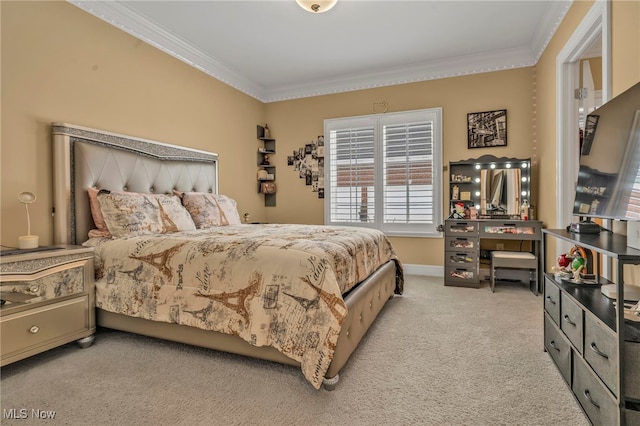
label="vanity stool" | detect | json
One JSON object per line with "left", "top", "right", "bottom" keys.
{"left": 490, "top": 251, "right": 537, "bottom": 293}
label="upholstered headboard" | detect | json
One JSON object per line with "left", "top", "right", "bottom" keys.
{"left": 52, "top": 123, "right": 218, "bottom": 245}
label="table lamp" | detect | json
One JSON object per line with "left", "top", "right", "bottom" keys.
{"left": 18, "top": 191, "right": 39, "bottom": 249}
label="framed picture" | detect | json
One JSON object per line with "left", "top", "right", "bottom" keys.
{"left": 467, "top": 109, "right": 507, "bottom": 148}
{"left": 581, "top": 114, "right": 599, "bottom": 156}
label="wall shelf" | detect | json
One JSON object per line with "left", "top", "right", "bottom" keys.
{"left": 256, "top": 125, "right": 276, "bottom": 207}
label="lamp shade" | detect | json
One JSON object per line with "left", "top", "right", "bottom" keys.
{"left": 296, "top": 0, "right": 337, "bottom": 13}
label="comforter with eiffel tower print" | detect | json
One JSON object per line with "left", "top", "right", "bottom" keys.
{"left": 85, "top": 223, "right": 403, "bottom": 389}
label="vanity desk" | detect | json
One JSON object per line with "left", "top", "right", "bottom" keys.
{"left": 445, "top": 156, "right": 541, "bottom": 292}
{"left": 444, "top": 219, "right": 543, "bottom": 292}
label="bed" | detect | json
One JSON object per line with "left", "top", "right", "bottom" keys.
{"left": 51, "top": 123, "right": 403, "bottom": 390}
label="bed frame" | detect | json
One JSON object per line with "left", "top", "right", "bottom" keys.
{"left": 51, "top": 122, "right": 399, "bottom": 389}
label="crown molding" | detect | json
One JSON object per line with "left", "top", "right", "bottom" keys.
{"left": 69, "top": 0, "right": 569, "bottom": 104}
{"left": 530, "top": 0, "right": 573, "bottom": 62}
{"left": 264, "top": 46, "right": 537, "bottom": 102}
{"left": 69, "top": 0, "right": 268, "bottom": 101}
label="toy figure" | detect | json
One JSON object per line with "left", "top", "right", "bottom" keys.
{"left": 571, "top": 253, "right": 586, "bottom": 281}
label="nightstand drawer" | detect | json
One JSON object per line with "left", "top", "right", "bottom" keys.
{"left": 1, "top": 296, "right": 89, "bottom": 359}
{"left": 560, "top": 292, "right": 584, "bottom": 354}
{"left": 0, "top": 261, "right": 88, "bottom": 307}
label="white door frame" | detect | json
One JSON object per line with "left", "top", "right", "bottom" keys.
{"left": 555, "top": 0, "right": 611, "bottom": 275}
{"left": 556, "top": 0, "right": 611, "bottom": 229}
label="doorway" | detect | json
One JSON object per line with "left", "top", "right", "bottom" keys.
{"left": 556, "top": 0, "right": 611, "bottom": 273}
{"left": 556, "top": 0, "right": 610, "bottom": 229}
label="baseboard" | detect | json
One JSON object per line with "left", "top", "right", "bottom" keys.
{"left": 403, "top": 264, "right": 494, "bottom": 281}
{"left": 403, "top": 264, "right": 443, "bottom": 277}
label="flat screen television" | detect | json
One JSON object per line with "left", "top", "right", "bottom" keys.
{"left": 572, "top": 81, "right": 640, "bottom": 222}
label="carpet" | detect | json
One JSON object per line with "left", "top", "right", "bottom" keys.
{"left": 0, "top": 275, "right": 589, "bottom": 425}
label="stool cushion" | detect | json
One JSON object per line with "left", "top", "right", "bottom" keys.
{"left": 492, "top": 251, "right": 536, "bottom": 260}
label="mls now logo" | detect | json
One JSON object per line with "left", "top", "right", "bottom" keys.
{"left": 3, "top": 408, "right": 56, "bottom": 419}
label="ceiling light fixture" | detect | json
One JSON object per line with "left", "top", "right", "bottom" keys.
{"left": 296, "top": 0, "right": 337, "bottom": 13}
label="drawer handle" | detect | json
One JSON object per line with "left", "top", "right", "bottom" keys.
{"left": 29, "top": 325, "right": 40, "bottom": 334}
{"left": 589, "top": 342, "right": 609, "bottom": 359}
{"left": 583, "top": 389, "right": 600, "bottom": 409}
{"left": 563, "top": 314, "right": 576, "bottom": 326}
{"left": 549, "top": 340, "right": 560, "bottom": 351}
{"left": 546, "top": 296, "right": 556, "bottom": 305}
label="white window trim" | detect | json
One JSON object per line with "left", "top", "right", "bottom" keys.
{"left": 324, "top": 108, "right": 443, "bottom": 237}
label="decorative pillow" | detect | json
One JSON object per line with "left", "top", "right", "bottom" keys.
{"left": 214, "top": 194, "right": 242, "bottom": 225}
{"left": 179, "top": 192, "right": 242, "bottom": 228}
{"left": 87, "top": 187, "right": 112, "bottom": 239}
{"left": 97, "top": 191, "right": 196, "bottom": 238}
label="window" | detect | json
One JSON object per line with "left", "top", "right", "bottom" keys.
{"left": 324, "top": 108, "right": 442, "bottom": 237}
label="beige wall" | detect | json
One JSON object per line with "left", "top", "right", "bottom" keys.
{"left": 535, "top": 0, "right": 640, "bottom": 233}
{"left": 611, "top": 0, "right": 640, "bottom": 95}
{"left": 1, "top": 1, "right": 267, "bottom": 248}
{"left": 265, "top": 69, "right": 535, "bottom": 265}
{"left": 2, "top": 0, "right": 638, "bottom": 268}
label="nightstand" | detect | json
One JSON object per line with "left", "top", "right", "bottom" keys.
{"left": 0, "top": 245, "right": 96, "bottom": 366}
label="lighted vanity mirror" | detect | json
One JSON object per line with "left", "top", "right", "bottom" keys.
{"left": 478, "top": 157, "right": 530, "bottom": 216}
{"left": 449, "top": 155, "right": 531, "bottom": 219}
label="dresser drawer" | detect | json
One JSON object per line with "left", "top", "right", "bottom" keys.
{"left": 445, "top": 236, "right": 478, "bottom": 250}
{"left": 624, "top": 341, "right": 640, "bottom": 401}
{"left": 445, "top": 267, "right": 479, "bottom": 287}
{"left": 445, "top": 250, "right": 478, "bottom": 268}
{"left": 479, "top": 221, "right": 542, "bottom": 240}
{"left": 626, "top": 407, "right": 640, "bottom": 426}
{"left": 544, "top": 277, "right": 560, "bottom": 325}
{"left": 544, "top": 314, "right": 572, "bottom": 384}
{"left": 1, "top": 296, "right": 89, "bottom": 360}
{"left": 445, "top": 221, "right": 478, "bottom": 235}
{"left": 560, "top": 292, "right": 584, "bottom": 354}
{"left": 573, "top": 355, "right": 619, "bottom": 426}
{"left": 584, "top": 314, "right": 618, "bottom": 397}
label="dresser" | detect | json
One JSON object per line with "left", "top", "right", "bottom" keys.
{"left": 444, "top": 219, "right": 543, "bottom": 291}
{"left": 0, "top": 246, "right": 95, "bottom": 366}
{"left": 542, "top": 230, "right": 640, "bottom": 425}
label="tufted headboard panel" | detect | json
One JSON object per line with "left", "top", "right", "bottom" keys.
{"left": 52, "top": 123, "right": 218, "bottom": 245}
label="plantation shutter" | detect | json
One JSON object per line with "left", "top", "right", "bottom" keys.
{"left": 328, "top": 121, "right": 376, "bottom": 224}
{"left": 325, "top": 109, "right": 442, "bottom": 237}
{"left": 382, "top": 119, "right": 434, "bottom": 225}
